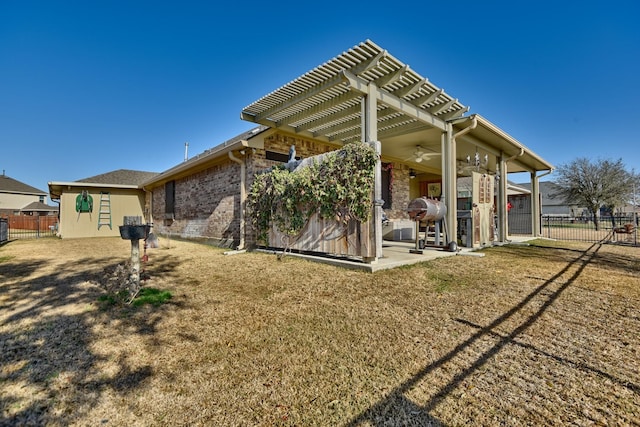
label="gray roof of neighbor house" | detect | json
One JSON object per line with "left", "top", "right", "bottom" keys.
{"left": 76, "top": 169, "right": 159, "bottom": 186}
{"left": 48, "top": 169, "right": 159, "bottom": 200}
{"left": 0, "top": 174, "right": 47, "bottom": 195}
{"left": 21, "top": 201, "right": 59, "bottom": 212}
{"left": 518, "top": 181, "right": 568, "bottom": 206}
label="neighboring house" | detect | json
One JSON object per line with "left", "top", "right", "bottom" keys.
{"left": 143, "top": 40, "right": 554, "bottom": 262}
{"left": 516, "top": 181, "right": 584, "bottom": 216}
{"left": 0, "top": 172, "right": 56, "bottom": 216}
{"left": 21, "top": 201, "right": 59, "bottom": 216}
{"left": 48, "top": 169, "right": 158, "bottom": 238}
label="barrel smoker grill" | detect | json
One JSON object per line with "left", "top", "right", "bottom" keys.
{"left": 407, "top": 197, "right": 457, "bottom": 253}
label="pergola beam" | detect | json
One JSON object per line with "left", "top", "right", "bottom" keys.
{"left": 309, "top": 107, "right": 399, "bottom": 136}
{"left": 438, "top": 105, "right": 470, "bottom": 121}
{"left": 340, "top": 70, "right": 447, "bottom": 131}
{"left": 249, "top": 74, "right": 348, "bottom": 123}
{"left": 279, "top": 91, "right": 362, "bottom": 128}
{"left": 390, "top": 77, "right": 426, "bottom": 98}
{"left": 410, "top": 88, "right": 443, "bottom": 108}
{"left": 373, "top": 65, "right": 408, "bottom": 89}
{"left": 245, "top": 49, "right": 388, "bottom": 123}
{"left": 427, "top": 98, "right": 458, "bottom": 115}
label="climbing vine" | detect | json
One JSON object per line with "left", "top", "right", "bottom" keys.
{"left": 247, "top": 141, "right": 379, "bottom": 243}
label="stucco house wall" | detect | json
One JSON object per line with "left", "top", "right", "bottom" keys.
{"left": 0, "top": 193, "right": 43, "bottom": 215}
{"left": 49, "top": 169, "right": 157, "bottom": 239}
{"left": 58, "top": 187, "right": 146, "bottom": 238}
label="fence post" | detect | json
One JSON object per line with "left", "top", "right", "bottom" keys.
{"left": 545, "top": 215, "right": 550, "bottom": 238}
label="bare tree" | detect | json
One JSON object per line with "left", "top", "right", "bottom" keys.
{"left": 631, "top": 169, "right": 640, "bottom": 210}
{"left": 553, "top": 157, "right": 634, "bottom": 230}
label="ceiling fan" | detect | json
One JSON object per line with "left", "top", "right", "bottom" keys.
{"left": 404, "top": 145, "right": 441, "bottom": 163}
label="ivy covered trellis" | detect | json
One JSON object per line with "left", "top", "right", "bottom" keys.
{"left": 247, "top": 141, "right": 379, "bottom": 244}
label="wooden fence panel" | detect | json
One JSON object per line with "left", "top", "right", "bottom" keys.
{"left": 5, "top": 215, "right": 58, "bottom": 239}
{"left": 268, "top": 213, "right": 375, "bottom": 260}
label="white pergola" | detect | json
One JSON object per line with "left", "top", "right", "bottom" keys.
{"left": 241, "top": 39, "right": 553, "bottom": 261}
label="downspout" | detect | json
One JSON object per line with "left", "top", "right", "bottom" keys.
{"left": 504, "top": 147, "right": 525, "bottom": 163}
{"left": 144, "top": 188, "right": 153, "bottom": 236}
{"left": 228, "top": 151, "right": 246, "bottom": 251}
{"left": 446, "top": 115, "right": 478, "bottom": 245}
{"left": 52, "top": 199, "right": 61, "bottom": 237}
{"left": 498, "top": 147, "right": 525, "bottom": 242}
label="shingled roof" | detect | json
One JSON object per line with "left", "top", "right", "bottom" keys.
{"left": 76, "top": 169, "right": 158, "bottom": 186}
{"left": 0, "top": 174, "right": 47, "bottom": 195}
{"left": 21, "top": 201, "right": 59, "bottom": 212}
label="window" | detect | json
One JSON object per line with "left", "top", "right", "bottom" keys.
{"left": 266, "top": 150, "right": 290, "bottom": 163}
{"left": 39, "top": 195, "right": 45, "bottom": 203}
{"left": 165, "top": 180, "right": 175, "bottom": 218}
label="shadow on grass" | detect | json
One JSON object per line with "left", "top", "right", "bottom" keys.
{"left": 0, "top": 248, "right": 182, "bottom": 425}
{"left": 498, "top": 241, "right": 639, "bottom": 276}
{"left": 347, "top": 241, "right": 614, "bottom": 426}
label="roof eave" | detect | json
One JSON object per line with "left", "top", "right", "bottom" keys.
{"left": 457, "top": 114, "right": 554, "bottom": 173}
{"left": 141, "top": 139, "right": 254, "bottom": 188}
{"left": 48, "top": 181, "right": 141, "bottom": 200}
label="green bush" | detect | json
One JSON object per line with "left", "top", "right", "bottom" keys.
{"left": 248, "top": 141, "right": 378, "bottom": 243}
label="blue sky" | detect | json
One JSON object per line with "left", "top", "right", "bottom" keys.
{"left": 2, "top": 1, "right": 639, "bottom": 201}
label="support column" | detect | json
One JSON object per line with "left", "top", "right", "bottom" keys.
{"left": 531, "top": 171, "right": 540, "bottom": 236}
{"left": 446, "top": 116, "right": 476, "bottom": 247}
{"left": 363, "top": 83, "right": 381, "bottom": 262}
{"left": 498, "top": 153, "right": 509, "bottom": 242}
{"left": 442, "top": 125, "right": 457, "bottom": 245}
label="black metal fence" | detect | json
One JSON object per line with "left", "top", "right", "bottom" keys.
{"left": 539, "top": 214, "right": 638, "bottom": 246}
{"left": 2, "top": 215, "right": 58, "bottom": 240}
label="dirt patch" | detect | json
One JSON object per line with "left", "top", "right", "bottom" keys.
{"left": 1, "top": 237, "right": 639, "bottom": 425}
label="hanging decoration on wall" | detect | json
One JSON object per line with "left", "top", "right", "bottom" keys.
{"left": 75, "top": 190, "right": 93, "bottom": 214}
{"left": 457, "top": 150, "right": 489, "bottom": 175}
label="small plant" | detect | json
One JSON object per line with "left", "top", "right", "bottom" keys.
{"left": 94, "top": 262, "right": 170, "bottom": 307}
{"left": 95, "top": 261, "right": 140, "bottom": 304}
{"left": 131, "top": 288, "right": 172, "bottom": 307}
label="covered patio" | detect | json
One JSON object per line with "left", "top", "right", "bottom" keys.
{"left": 241, "top": 39, "right": 553, "bottom": 263}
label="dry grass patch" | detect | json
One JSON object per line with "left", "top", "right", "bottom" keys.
{"left": 0, "top": 237, "right": 638, "bottom": 426}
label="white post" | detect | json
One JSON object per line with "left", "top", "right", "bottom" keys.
{"left": 363, "top": 83, "right": 380, "bottom": 262}
{"left": 130, "top": 238, "right": 141, "bottom": 296}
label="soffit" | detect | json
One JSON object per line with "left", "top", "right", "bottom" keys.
{"left": 453, "top": 115, "right": 554, "bottom": 173}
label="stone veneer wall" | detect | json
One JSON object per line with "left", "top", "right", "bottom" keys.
{"left": 386, "top": 164, "right": 411, "bottom": 221}
{"left": 152, "top": 159, "right": 240, "bottom": 248}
